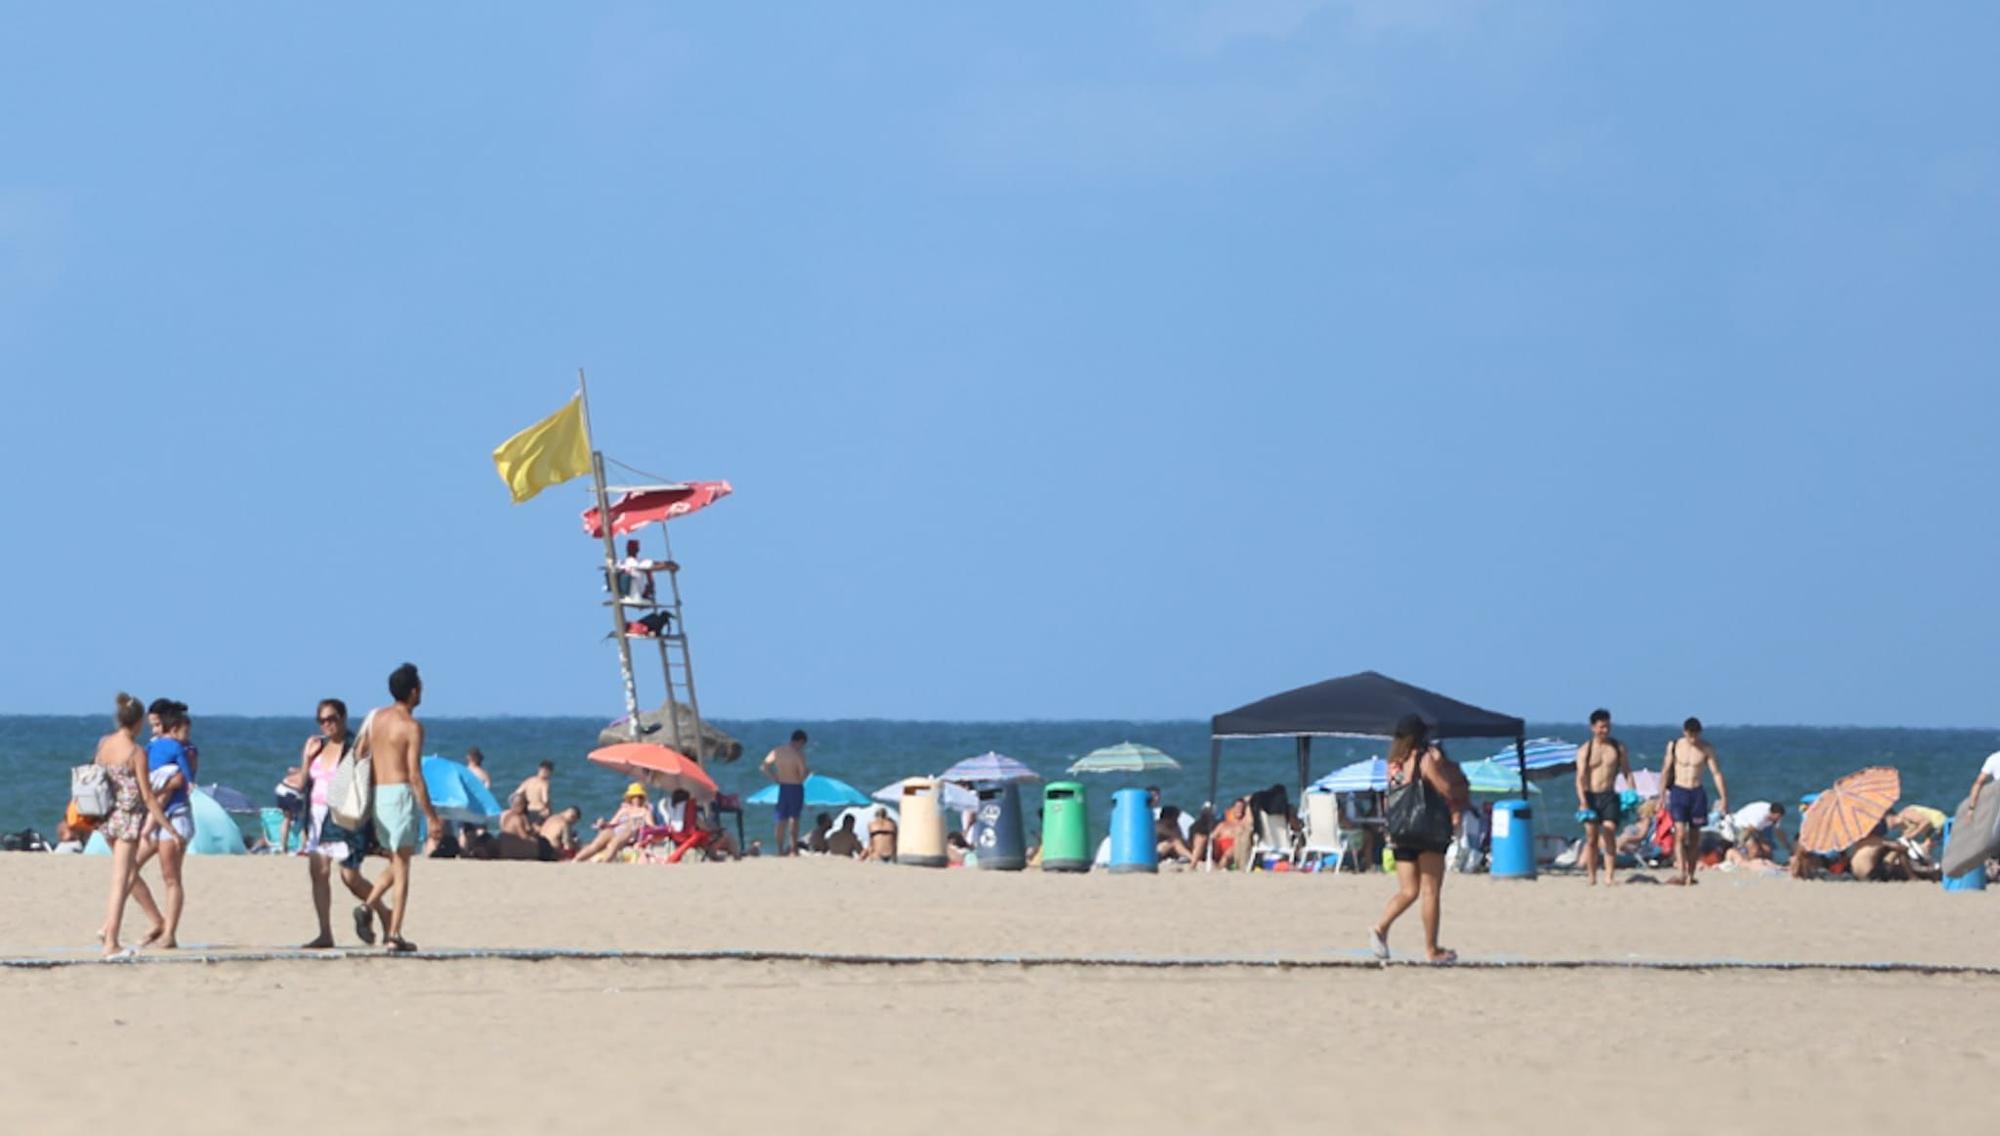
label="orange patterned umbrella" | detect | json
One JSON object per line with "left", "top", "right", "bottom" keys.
{"left": 1799, "top": 766, "right": 1901, "bottom": 854}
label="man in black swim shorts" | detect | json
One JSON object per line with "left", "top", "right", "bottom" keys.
{"left": 1574, "top": 708, "right": 1633, "bottom": 886}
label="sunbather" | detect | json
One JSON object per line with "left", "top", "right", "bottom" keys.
{"left": 571, "top": 785, "right": 653, "bottom": 864}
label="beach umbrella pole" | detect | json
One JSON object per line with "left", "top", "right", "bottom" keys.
{"left": 1516, "top": 736, "right": 1528, "bottom": 799}
{"left": 1296, "top": 736, "right": 1311, "bottom": 798}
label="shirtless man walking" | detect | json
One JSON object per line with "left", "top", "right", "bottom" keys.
{"left": 761, "top": 730, "right": 810, "bottom": 856}
{"left": 362, "top": 663, "right": 443, "bottom": 952}
{"left": 1574, "top": 708, "right": 1633, "bottom": 886}
{"left": 1657, "top": 716, "right": 1728, "bottom": 887}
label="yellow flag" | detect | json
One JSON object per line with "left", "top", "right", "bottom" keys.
{"left": 492, "top": 394, "right": 591, "bottom": 504}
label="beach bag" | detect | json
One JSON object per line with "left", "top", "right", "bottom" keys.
{"left": 326, "top": 712, "right": 376, "bottom": 830}
{"left": 1385, "top": 754, "right": 1453, "bottom": 851}
{"left": 71, "top": 764, "right": 113, "bottom": 819}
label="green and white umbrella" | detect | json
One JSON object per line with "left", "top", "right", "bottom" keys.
{"left": 1066, "top": 741, "right": 1181, "bottom": 776}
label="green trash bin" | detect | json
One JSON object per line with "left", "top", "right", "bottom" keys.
{"left": 1041, "top": 781, "right": 1090, "bottom": 872}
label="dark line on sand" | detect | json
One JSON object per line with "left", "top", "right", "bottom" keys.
{"left": 4, "top": 946, "right": 1998, "bottom": 977}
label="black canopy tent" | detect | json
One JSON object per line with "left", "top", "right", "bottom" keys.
{"left": 1208, "top": 670, "right": 1529, "bottom": 804}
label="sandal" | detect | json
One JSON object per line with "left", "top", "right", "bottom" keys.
{"left": 385, "top": 936, "right": 417, "bottom": 954}
{"left": 1428, "top": 949, "right": 1458, "bottom": 966}
{"left": 352, "top": 905, "right": 376, "bottom": 945}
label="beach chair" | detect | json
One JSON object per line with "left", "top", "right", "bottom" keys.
{"left": 1253, "top": 808, "right": 1301, "bottom": 867}
{"left": 1300, "top": 792, "right": 1353, "bottom": 873}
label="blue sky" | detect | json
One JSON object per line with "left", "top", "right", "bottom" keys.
{"left": 2, "top": 3, "right": 1995, "bottom": 725}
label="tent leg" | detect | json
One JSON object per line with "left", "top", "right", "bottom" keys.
{"left": 1516, "top": 736, "right": 1528, "bottom": 799}
{"left": 1208, "top": 738, "right": 1221, "bottom": 807}
{"left": 1296, "top": 736, "right": 1311, "bottom": 798}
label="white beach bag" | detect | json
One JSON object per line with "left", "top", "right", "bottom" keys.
{"left": 326, "top": 711, "right": 376, "bottom": 830}
{"left": 71, "top": 764, "right": 113, "bottom": 819}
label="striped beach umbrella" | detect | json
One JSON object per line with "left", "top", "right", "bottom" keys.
{"left": 1799, "top": 766, "right": 1901, "bottom": 854}
{"left": 1486, "top": 737, "right": 1578, "bottom": 779}
{"left": 938, "top": 751, "right": 1041, "bottom": 784}
{"left": 1460, "top": 759, "right": 1542, "bottom": 796}
{"left": 1310, "top": 757, "right": 1387, "bottom": 793}
{"left": 1067, "top": 742, "right": 1181, "bottom": 775}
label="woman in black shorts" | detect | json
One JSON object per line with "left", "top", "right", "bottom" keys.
{"left": 1369, "top": 715, "right": 1463, "bottom": 964}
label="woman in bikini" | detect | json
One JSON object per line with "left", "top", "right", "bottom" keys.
{"left": 1370, "top": 715, "right": 1464, "bottom": 964}
{"left": 98, "top": 692, "right": 172, "bottom": 958}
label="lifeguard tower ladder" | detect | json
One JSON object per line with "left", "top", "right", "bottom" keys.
{"left": 584, "top": 470, "right": 731, "bottom": 752}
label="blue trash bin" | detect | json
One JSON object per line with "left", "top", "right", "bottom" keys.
{"left": 1489, "top": 799, "right": 1536, "bottom": 879}
{"left": 1108, "top": 788, "right": 1158, "bottom": 874}
{"left": 974, "top": 782, "right": 1026, "bottom": 871}
{"left": 1941, "top": 818, "right": 1987, "bottom": 892}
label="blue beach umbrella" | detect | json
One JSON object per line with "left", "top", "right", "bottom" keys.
{"left": 1460, "top": 759, "right": 1543, "bottom": 797}
{"left": 84, "top": 786, "right": 245, "bottom": 855}
{"left": 745, "top": 773, "right": 872, "bottom": 808}
{"left": 1486, "top": 737, "right": 1578, "bottom": 779}
{"left": 1311, "top": 757, "right": 1387, "bottom": 794}
{"left": 938, "top": 752, "right": 1041, "bottom": 784}
{"left": 421, "top": 756, "right": 504, "bottom": 824}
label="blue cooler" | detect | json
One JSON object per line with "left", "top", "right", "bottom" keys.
{"left": 974, "top": 782, "right": 1027, "bottom": 871}
{"left": 1941, "top": 818, "right": 1987, "bottom": 892}
{"left": 1489, "top": 799, "right": 1536, "bottom": 879}
{"left": 1108, "top": 788, "right": 1158, "bottom": 874}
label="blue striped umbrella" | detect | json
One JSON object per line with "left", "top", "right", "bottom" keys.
{"left": 1486, "top": 737, "right": 1577, "bottom": 779}
{"left": 938, "top": 752, "right": 1041, "bottom": 784}
{"left": 1310, "top": 757, "right": 1387, "bottom": 793}
{"left": 1460, "top": 758, "right": 1543, "bottom": 796}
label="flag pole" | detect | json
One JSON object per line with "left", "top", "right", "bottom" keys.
{"left": 580, "top": 368, "right": 643, "bottom": 742}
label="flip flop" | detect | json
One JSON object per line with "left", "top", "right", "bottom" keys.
{"left": 385, "top": 937, "right": 417, "bottom": 954}
{"left": 352, "top": 905, "right": 376, "bottom": 945}
{"left": 1368, "top": 927, "right": 1390, "bottom": 960}
{"left": 101, "top": 947, "right": 136, "bottom": 962}
{"left": 1428, "top": 949, "right": 1458, "bottom": 966}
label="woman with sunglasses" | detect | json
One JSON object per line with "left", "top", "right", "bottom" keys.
{"left": 298, "top": 699, "right": 392, "bottom": 947}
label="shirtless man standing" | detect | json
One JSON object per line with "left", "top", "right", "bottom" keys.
{"left": 362, "top": 663, "right": 443, "bottom": 952}
{"left": 1574, "top": 709, "right": 1633, "bottom": 886}
{"left": 761, "top": 730, "right": 810, "bottom": 856}
{"left": 1657, "top": 717, "right": 1728, "bottom": 887}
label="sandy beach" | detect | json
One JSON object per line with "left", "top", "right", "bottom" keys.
{"left": 3, "top": 855, "right": 1993, "bottom": 1134}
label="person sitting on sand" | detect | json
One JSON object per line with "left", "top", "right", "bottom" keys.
{"left": 539, "top": 806, "right": 581, "bottom": 854}
{"left": 827, "top": 814, "right": 864, "bottom": 859}
{"left": 803, "top": 813, "right": 834, "bottom": 855}
{"left": 499, "top": 795, "right": 536, "bottom": 840}
{"left": 1155, "top": 806, "right": 1193, "bottom": 863}
{"left": 1889, "top": 805, "right": 1947, "bottom": 866}
{"left": 864, "top": 808, "right": 897, "bottom": 861}
{"left": 571, "top": 785, "right": 653, "bottom": 864}
{"left": 1208, "top": 798, "right": 1256, "bottom": 871}
{"left": 945, "top": 831, "right": 971, "bottom": 867}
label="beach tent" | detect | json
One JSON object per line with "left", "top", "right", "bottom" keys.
{"left": 1209, "top": 670, "right": 1528, "bottom": 802}
{"left": 83, "top": 786, "right": 245, "bottom": 856}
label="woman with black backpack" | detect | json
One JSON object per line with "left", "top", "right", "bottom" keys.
{"left": 1369, "top": 714, "right": 1466, "bottom": 964}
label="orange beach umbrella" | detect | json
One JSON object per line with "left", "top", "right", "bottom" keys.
{"left": 588, "top": 742, "right": 719, "bottom": 803}
{"left": 1798, "top": 766, "right": 1901, "bottom": 855}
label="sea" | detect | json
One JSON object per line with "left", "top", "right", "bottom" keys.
{"left": 2, "top": 716, "right": 1995, "bottom": 844}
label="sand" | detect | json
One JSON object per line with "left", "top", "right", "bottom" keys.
{"left": 2, "top": 855, "right": 1993, "bottom": 1134}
